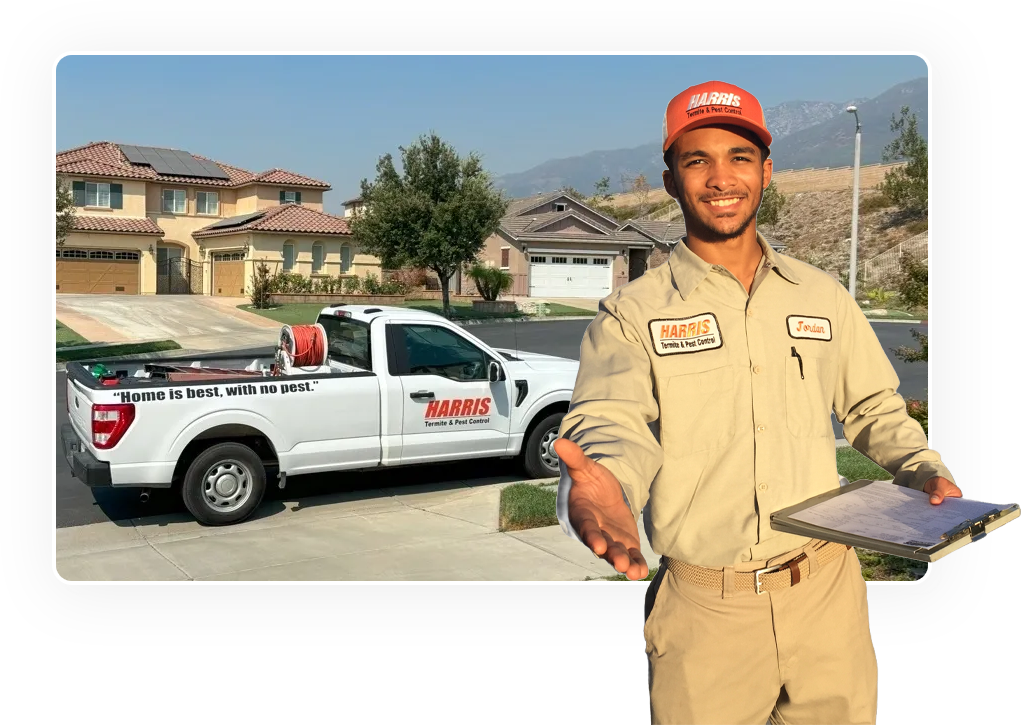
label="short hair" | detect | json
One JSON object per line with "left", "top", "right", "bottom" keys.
{"left": 663, "top": 134, "right": 770, "bottom": 174}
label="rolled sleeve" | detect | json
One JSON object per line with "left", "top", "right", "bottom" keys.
{"left": 833, "top": 288, "right": 954, "bottom": 491}
{"left": 557, "top": 300, "right": 664, "bottom": 525}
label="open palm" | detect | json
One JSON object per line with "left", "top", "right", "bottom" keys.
{"left": 554, "top": 438, "right": 649, "bottom": 581}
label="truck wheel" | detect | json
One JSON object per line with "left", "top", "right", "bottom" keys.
{"left": 181, "top": 442, "right": 267, "bottom": 526}
{"left": 523, "top": 412, "right": 564, "bottom": 479}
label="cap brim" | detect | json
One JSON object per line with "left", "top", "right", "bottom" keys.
{"left": 663, "top": 116, "right": 773, "bottom": 154}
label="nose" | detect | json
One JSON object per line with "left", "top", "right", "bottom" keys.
{"left": 704, "top": 160, "right": 738, "bottom": 192}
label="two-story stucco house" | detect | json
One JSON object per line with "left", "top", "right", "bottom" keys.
{"left": 55, "top": 142, "right": 380, "bottom": 296}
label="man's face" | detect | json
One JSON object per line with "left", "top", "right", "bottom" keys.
{"left": 662, "top": 125, "right": 772, "bottom": 242}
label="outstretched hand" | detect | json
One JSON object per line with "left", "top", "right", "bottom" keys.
{"left": 554, "top": 438, "right": 649, "bottom": 581}
{"left": 923, "top": 476, "right": 963, "bottom": 505}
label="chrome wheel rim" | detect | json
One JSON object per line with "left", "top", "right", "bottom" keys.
{"left": 539, "top": 427, "right": 560, "bottom": 472}
{"left": 201, "top": 459, "right": 253, "bottom": 513}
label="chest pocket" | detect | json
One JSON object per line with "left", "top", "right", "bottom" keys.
{"left": 785, "top": 348, "right": 834, "bottom": 438}
{"left": 660, "top": 365, "right": 737, "bottom": 456}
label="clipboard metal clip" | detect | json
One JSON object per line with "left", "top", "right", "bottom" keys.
{"left": 940, "top": 509, "right": 1000, "bottom": 543}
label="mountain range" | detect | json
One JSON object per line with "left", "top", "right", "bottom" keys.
{"left": 493, "top": 77, "right": 927, "bottom": 198}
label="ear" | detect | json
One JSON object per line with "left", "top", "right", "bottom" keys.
{"left": 663, "top": 169, "right": 678, "bottom": 199}
{"left": 762, "top": 157, "right": 773, "bottom": 191}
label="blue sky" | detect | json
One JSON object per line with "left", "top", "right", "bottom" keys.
{"left": 56, "top": 55, "right": 927, "bottom": 214}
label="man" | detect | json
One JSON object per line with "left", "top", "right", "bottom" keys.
{"left": 553, "top": 80, "right": 960, "bottom": 725}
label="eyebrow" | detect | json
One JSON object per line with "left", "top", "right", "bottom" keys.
{"left": 676, "top": 146, "right": 759, "bottom": 162}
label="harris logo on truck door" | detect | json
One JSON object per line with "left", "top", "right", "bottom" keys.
{"left": 423, "top": 397, "right": 492, "bottom": 427}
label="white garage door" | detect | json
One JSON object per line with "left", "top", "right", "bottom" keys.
{"left": 529, "top": 254, "right": 612, "bottom": 298}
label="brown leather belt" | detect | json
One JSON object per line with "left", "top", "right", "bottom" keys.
{"left": 664, "top": 540, "right": 852, "bottom": 595}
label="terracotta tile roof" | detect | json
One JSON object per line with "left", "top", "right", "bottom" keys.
{"left": 193, "top": 204, "right": 351, "bottom": 238}
{"left": 624, "top": 219, "right": 688, "bottom": 242}
{"left": 55, "top": 142, "right": 330, "bottom": 189}
{"left": 72, "top": 215, "right": 164, "bottom": 236}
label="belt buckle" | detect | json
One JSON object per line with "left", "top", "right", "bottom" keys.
{"left": 753, "top": 562, "right": 786, "bottom": 595}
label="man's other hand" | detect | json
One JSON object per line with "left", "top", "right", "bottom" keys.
{"left": 554, "top": 438, "right": 649, "bottom": 581}
{"left": 923, "top": 476, "right": 963, "bottom": 505}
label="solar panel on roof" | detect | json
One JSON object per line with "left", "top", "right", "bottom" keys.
{"left": 116, "top": 144, "right": 229, "bottom": 180}
{"left": 119, "top": 145, "right": 148, "bottom": 164}
{"left": 206, "top": 211, "right": 266, "bottom": 229}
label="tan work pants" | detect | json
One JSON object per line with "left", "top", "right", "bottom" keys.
{"left": 644, "top": 544, "right": 878, "bottom": 725}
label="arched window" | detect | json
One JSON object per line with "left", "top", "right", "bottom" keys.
{"left": 282, "top": 242, "right": 295, "bottom": 272}
{"left": 340, "top": 244, "right": 352, "bottom": 273}
{"left": 312, "top": 242, "right": 324, "bottom": 273}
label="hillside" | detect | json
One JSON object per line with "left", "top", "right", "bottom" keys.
{"left": 493, "top": 77, "right": 926, "bottom": 198}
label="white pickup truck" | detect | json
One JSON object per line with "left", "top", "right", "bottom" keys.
{"left": 62, "top": 305, "right": 579, "bottom": 525}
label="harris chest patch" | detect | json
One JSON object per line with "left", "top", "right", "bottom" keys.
{"left": 649, "top": 313, "right": 723, "bottom": 355}
{"left": 787, "top": 315, "right": 832, "bottom": 341}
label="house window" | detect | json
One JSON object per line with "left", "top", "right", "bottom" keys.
{"left": 115, "top": 251, "right": 140, "bottom": 260}
{"left": 551, "top": 256, "right": 567, "bottom": 264}
{"left": 282, "top": 243, "right": 295, "bottom": 272}
{"left": 572, "top": 257, "right": 589, "bottom": 264}
{"left": 340, "top": 244, "right": 352, "bottom": 273}
{"left": 89, "top": 250, "right": 115, "bottom": 260}
{"left": 530, "top": 256, "right": 547, "bottom": 264}
{"left": 554, "top": 203, "right": 567, "bottom": 212}
{"left": 593, "top": 257, "right": 609, "bottom": 265}
{"left": 279, "top": 190, "right": 302, "bottom": 205}
{"left": 196, "top": 191, "right": 219, "bottom": 215}
{"left": 61, "top": 249, "right": 88, "bottom": 258}
{"left": 312, "top": 243, "right": 324, "bottom": 273}
{"left": 500, "top": 247, "right": 510, "bottom": 269}
{"left": 86, "top": 182, "right": 111, "bottom": 208}
{"left": 162, "top": 189, "right": 187, "bottom": 214}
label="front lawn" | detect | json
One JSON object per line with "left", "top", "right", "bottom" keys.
{"left": 241, "top": 300, "right": 596, "bottom": 325}
{"left": 56, "top": 320, "right": 89, "bottom": 348}
{"left": 504, "top": 446, "right": 927, "bottom": 582}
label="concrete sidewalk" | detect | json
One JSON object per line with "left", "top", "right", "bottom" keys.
{"left": 56, "top": 477, "right": 650, "bottom": 582}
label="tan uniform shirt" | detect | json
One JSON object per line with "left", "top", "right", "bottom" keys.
{"left": 556, "top": 233, "right": 954, "bottom": 567}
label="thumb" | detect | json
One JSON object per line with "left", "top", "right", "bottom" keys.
{"left": 552, "top": 438, "right": 589, "bottom": 471}
{"left": 929, "top": 491, "right": 943, "bottom": 504}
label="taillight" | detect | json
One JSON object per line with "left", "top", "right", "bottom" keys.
{"left": 92, "top": 403, "right": 135, "bottom": 449}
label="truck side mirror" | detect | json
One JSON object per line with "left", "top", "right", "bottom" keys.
{"left": 489, "top": 361, "right": 505, "bottom": 383}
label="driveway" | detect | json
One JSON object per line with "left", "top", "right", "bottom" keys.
{"left": 56, "top": 294, "right": 280, "bottom": 351}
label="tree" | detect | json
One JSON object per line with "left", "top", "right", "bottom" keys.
{"left": 557, "top": 185, "right": 586, "bottom": 202}
{"left": 620, "top": 172, "right": 652, "bottom": 217}
{"left": 593, "top": 176, "right": 611, "bottom": 202}
{"left": 56, "top": 176, "right": 76, "bottom": 246}
{"left": 467, "top": 264, "right": 513, "bottom": 301}
{"left": 757, "top": 181, "right": 789, "bottom": 232}
{"left": 880, "top": 106, "right": 927, "bottom": 216}
{"left": 249, "top": 261, "right": 273, "bottom": 309}
{"left": 350, "top": 133, "right": 508, "bottom": 317}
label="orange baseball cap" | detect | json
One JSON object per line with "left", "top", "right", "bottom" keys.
{"left": 662, "top": 80, "right": 772, "bottom": 154}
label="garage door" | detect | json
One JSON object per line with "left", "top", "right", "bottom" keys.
{"left": 529, "top": 254, "right": 612, "bottom": 298}
{"left": 56, "top": 248, "right": 140, "bottom": 294}
{"left": 212, "top": 252, "right": 246, "bottom": 296}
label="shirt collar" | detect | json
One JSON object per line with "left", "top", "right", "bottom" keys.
{"left": 668, "top": 231, "right": 800, "bottom": 300}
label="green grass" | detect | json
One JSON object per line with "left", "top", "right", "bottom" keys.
{"left": 498, "top": 482, "right": 559, "bottom": 531}
{"left": 56, "top": 320, "right": 90, "bottom": 348}
{"left": 503, "top": 448, "right": 926, "bottom": 582}
{"left": 56, "top": 340, "right": 182, "bottom": 363}
{"left": 242, "top": 300, "right": 596, "bottom": 323}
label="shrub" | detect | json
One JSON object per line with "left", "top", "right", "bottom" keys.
{"left": 342, "top": 276, "right": 361, "bottom": 294}
{"left": 858, "top": 192, "right": 894, "bottom": 214}
{"left": 249, "top": 262, "right": 273, "bottom": 309}
{"left": 467, "top": 264, "right": 513, "bottom": 301}
{"left": 904, "top": 219, "right": 929, "bottom": 235}
{"left": 892, "top": 328, "right": 927, "bottom": 364}
{"left": 865, "top": 286, "right": 895, "bottom": 306}
{"left": 390, "top": 267, "right": 430, "bottom": 290}
{"left": 904, "top": 398, "right": 928, "bottom": 435}
{"left": 362, "top": 273, "right": 381, "bottom": 295}
{"left": 897, "top": 257, "right": 927, "bottom": 309}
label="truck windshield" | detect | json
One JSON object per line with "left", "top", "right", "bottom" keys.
{"left": 317, "top": 315, "right": 372, "bottom": 371}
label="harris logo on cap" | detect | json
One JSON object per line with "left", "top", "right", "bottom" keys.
{"left": 663, "top": 81, "right": 772, "bottom": 153}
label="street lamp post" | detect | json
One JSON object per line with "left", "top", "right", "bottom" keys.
{"left": 847, "top": 105, "right": 862, "bottom": 300}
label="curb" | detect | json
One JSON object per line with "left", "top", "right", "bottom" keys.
{"left": 864, "top": 318, "right": 925, "bottom": 325}
{"left": 453, "top": 315, "right": 595, "bottom": 326}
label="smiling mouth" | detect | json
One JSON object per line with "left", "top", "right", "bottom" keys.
{"left": 706, "top": 198, "right": 742, "bottom": 208}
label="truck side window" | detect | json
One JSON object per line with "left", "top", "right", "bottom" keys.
{"left": 318, "top": 315, "right": 372, "bottom": 370}
{"left": 396, "top": 324, "right": 489, "bottom": 382}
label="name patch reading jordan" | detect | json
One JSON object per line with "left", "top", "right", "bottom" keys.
{"left": 649, "top": 313, "right": 723, "bottom": 355}
{"left": 787, "top": 315, "right": 832, "bottom": 341}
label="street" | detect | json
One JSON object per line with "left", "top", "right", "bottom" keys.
{"left": 55, "top": 319, "right": 928, "bottom": 529}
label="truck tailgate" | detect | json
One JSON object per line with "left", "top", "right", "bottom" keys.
{"left": 66, "top": 374, "right": 93, "bottom": 447}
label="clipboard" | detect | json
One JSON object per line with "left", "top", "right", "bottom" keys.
{"left": 770, "top": 479, "right": 1020, "bottom": 562}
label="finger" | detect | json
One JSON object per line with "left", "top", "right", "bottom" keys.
{"left": 602, "top": 539, "right": 634, "bottom": 574}
{"left": 575, "top": 517, "right": 608, "bottom": 556}
{"left": 626, "top": 547, "right": 649, "bottom": 581}
{"left": 552, "top": 438, "right": 593, "bottom": 475}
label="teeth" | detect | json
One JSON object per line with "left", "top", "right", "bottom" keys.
{"left": 709, "top": 198, "right": 741, "bottom": 207}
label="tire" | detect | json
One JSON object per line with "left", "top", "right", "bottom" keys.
{"left": 522, "top": 412, "right": 564, "bottom": 479}
{"left": 181, "top": 442, "right": 267, "bottom": 526}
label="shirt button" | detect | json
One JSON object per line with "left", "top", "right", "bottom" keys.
{"left": 756, "top": 425, "right": 766, "bottom": 432}
{"left": 753, "top": 365, "right": 763, "bottom": 374}
{"left": 758, "top": 483, "right": 768, "bottom": 491}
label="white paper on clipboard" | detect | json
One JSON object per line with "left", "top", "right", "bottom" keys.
{"left": 787, "top": 481, "right": 1003, "bottom": 549}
